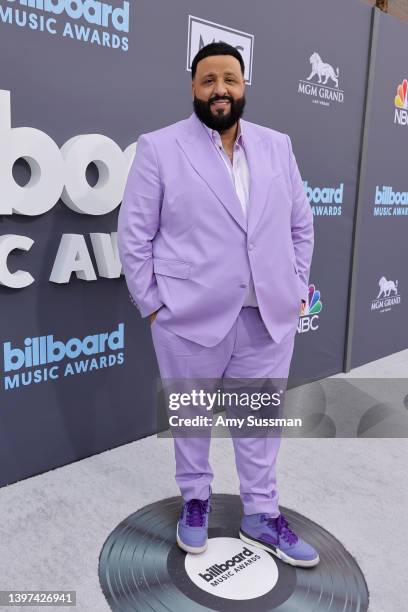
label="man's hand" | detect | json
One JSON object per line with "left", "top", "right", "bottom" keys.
{"left": 150, "top": 308, "right": 160, "bottom": 324}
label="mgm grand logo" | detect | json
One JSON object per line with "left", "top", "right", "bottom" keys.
{"left": 298, "top": 51, "right": 344, "bottom": 107}
{"left": 371, "top": 276, "right": 401, "bottom": 313}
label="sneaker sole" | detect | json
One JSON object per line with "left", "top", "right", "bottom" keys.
{"left": 176, "top": 523, "right": 208, "bottom": 554}
{"left": 239, "top": 529, "right": 320, "bottom": 568}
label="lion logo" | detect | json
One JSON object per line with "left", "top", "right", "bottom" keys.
{"left": 307, "top": 52, "right": 339, "bottom": 88}
{"left": 376, "top": 276, "right": 398, "bottom": 299}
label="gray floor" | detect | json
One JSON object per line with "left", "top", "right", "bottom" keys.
{"left": 1, "top": 350, "right": 407, "bottom": 612}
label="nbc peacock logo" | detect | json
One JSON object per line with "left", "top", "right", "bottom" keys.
{"left": 298, "top": 284, "right": 323, "bottom": 333}
{"left": 395, "top": 79, "right": 407, "bottom": 109}
{"left": 394, "top": 78, "right": 408, "bottom": 125}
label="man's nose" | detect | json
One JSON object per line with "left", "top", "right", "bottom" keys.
{"left": 213, "top": 80, "right": 228, "bottom": 97}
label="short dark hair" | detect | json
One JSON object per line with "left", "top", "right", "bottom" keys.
{"left": 191, "top": 42, "right": 245, "bottom": 79}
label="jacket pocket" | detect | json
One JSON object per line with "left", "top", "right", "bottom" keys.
{"left": 153, "top": 257, "right": 191, "bottom": 279}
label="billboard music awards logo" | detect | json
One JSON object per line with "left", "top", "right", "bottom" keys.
{"left": 2, "top": 323, "right": 125, "bottom": 391}
{"left": 0, "top": 88, "right": 129, "bottom": 289}
{"left": 373, "top": 185, "right": 408, "bottom": 216}
{"left": 187, "top": 15, "right": 254, "bottom": 84}
{"left": 371, "top": 277, "right": 401, "bottom": 313}
{"left": 394, "top": 78, "right": 408, "bottom": 126}
{"left": 198, "top": 546, "right": 258, "bottom": 584}
{"left": 303, "top": 180, "right": 343, "bottom": 216}
{"left": 0, "top": 0, "right": 130, "bottom": 52}
{"left": 298, "top": 51, "right": 344, "bottom": 107}
{"left": 184, "top": 538, "right": 278, "bottom": 600}
{"left": 298, "top": 284, "right": 322, "bottom": 334}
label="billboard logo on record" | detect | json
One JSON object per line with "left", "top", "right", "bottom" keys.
{"left": 184, "top": 537, "right": 278, "bottom": 599}
{"left": 394, "top": 78, "right": 408, "bottom": 125}
{"left": 187, "top": 15, "right": 254, "bottom": 84}
{"left": 371, "top": 277, "right": 401, "bottom": 313}
{"left": 298, "top": 52, "right": 344, "bottom": 106}
{"left": 298, "top": 284, "right": 322, "bottom": 334}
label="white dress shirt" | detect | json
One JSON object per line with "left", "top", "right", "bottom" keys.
{"left": 201, "top": 119, "right": 258, "bottom": 307}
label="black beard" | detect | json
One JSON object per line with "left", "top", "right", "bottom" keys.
{"left": 193, "top": 94, "right": 246, "bottom": 132}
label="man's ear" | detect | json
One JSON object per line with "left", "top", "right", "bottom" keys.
{"left": 191, "top": 80, "right": 195, "bottom": 99}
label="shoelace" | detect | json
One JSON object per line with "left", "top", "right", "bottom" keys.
{"left": 185, "top": 499, "right": 211, "bottom": 527}
{"left": 265, "top": 513, "right": 298, "bottom": 545}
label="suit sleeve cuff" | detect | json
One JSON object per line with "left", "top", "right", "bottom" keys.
{"left": 139, "top": 301, "right": 164, "bottom": 318}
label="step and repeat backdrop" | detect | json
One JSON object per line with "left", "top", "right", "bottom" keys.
{"left": 265, "top": 0, "right": 371, "bottom": 381}
{"left": 0, "top": 0, "right": 405, "bottom": 485}
{"left": 347, "top": 9, "right": 408, "bottom": 368}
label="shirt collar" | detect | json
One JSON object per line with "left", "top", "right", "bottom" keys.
{"left": 201, "top": 119, "right": 244, "bottom": 148}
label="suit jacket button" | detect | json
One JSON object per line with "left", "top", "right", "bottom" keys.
{"left": 240, "top": 283, "right": 248, "bottom": 288}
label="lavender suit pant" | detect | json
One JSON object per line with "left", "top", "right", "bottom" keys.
{"left": 150, "top": 306, "right": 296, "bottom": 516}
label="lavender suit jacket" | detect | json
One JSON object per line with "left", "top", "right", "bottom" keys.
{"left": 117, "top": 112, "right": 314, "bottom": 346}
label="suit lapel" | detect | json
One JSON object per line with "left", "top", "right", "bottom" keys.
{"left": 176, "top": 113, "right": 247, "bottom": 232}
{"left": 240, "top": 119, "right": 275, "bottom": 238}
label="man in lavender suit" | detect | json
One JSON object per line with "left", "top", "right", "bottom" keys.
{"left": 118, "top": 42, "right": 318, "bottom": 567}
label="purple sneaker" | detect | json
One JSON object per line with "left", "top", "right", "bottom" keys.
{"left": 239, "top": 512, "right": 319, "bottom": 567}
{"left": 176, "top": 489, "right": 212, "bottom": 554}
